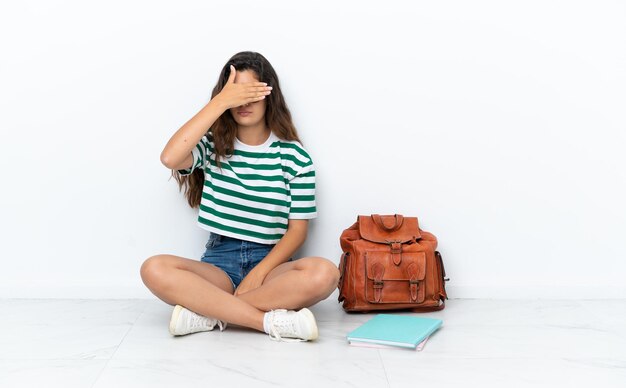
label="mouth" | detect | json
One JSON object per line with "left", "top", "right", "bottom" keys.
{"left": 237, "top": 111, "right": 252, "bottom": 116}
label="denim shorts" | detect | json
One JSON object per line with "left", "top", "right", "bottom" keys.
{"left": 200, "top": 232, "right": 282, "bottom": 291}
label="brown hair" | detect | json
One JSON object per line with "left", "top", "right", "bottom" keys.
{"left": 171, "top": 51, "right": 302, "bottom": 208}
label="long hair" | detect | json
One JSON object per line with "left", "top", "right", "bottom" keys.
{"left": 172, "top": 51, "right": 301, "bottom": 208}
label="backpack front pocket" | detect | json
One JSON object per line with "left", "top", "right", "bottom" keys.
{"left": 364, "top": 250, "right": 426, "bottom": 304}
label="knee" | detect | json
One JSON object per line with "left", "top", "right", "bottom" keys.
{"left": 305, "top": 257, "right": 340, "bottom": 295}
{"left": 140, "top": 255, "right": 169, "bottom": 287}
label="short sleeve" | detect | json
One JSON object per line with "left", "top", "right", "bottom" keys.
{"left": 288, "top": 161, "right": 317, "bottom": 220}
{"left": 177, "top": 135, "right": 212, "bottom": 176}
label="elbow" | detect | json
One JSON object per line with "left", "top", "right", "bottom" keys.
{"left": 160, "top": 150, "right": 176, "bottom": 169}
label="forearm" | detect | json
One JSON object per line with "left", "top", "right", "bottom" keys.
{"left": 254, "top": 223, "right": 307, "bottom": 276}
{"left": 160, "top": 98, "right": 226, "bottom": 168}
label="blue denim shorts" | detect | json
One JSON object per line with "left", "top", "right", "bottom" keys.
{"left": 200, "top": 232, "right": 280, "bottom": 291}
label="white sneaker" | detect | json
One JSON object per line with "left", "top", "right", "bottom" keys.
{"left": 168, "top": 305, "right": 227, "bottom": 336}
{"left": 265, "top": 308, "right": 319, "bottom": 342}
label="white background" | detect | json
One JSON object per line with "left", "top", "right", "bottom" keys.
{"left": 1, "top": 0, "right": 624, "bottom": 299}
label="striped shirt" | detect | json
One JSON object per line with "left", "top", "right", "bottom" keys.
{"left": 177, "top": 131, "right": 317, "bottom": 244}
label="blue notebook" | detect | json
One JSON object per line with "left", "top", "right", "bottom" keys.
{"left": 347, "top": 314, "right": 443, "bottom": 349}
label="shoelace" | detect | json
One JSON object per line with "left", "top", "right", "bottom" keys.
{"left": 188, "top": 311, "right": 212, "bottom": 331}
{"left": 186, "top": 310, "right": 226, "bottom": 332}
{"left": 267, "top": 309, "right": 305, "bottom": 343}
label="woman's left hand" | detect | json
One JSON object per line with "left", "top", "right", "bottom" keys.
{"left": 234, "top": 268, "right": 267, "bottom": 296}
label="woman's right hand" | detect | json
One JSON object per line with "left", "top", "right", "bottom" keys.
{"left": 213, "top": 65, "right": 272, "bottom": 110}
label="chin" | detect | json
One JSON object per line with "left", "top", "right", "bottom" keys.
{"left": 237, "top": 118, "right": 262, "bottom": 127}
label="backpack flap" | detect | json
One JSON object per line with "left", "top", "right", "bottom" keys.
{"left": 358, "top": 214, "right": 421, "bottom": 244}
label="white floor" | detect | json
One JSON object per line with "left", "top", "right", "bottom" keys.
{"left": 0, "top": 296, "right": 624, "bottom": 388}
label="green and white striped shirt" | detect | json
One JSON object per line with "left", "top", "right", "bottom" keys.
{"left": 177, "top": 131, "right": 317, "bottom": 244}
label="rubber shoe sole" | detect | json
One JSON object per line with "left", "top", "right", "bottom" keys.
{"left": 298, "top": 308, "right": 319, "bottom": 341}
{"left": 169, "top": 305, "right": 185, "bottom": 336}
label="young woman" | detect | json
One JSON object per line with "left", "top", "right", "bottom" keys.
{"left": 140, "top": 51, "right": 339, "bottom": 342}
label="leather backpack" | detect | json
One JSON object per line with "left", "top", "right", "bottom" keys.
{"left": 337, "top": 214, "right": 449, "bottom": 312}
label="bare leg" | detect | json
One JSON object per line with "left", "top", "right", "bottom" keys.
{"left": 237, "top": 257, "right": 340, "bottom": 311}
{"left": 140, "top": 255, "right": 265, "bottom": 331}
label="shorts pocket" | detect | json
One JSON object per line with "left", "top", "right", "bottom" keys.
{"left": 205, "top": 233, "right": 222, "bottom": 249}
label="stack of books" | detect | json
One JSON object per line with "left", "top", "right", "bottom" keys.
{"left": 346, "top": 314, "right": 443, "bottom": 351}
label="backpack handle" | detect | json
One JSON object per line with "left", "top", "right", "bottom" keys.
{"left": 372, "top": 214, "right": 404, "bottom": 232}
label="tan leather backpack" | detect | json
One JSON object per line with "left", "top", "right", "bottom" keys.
{"left": 337, "top": 214, "right": 449, "bottom": 312}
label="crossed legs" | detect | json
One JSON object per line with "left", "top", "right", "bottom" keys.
{"left": 140, "top": 255, "right": 340, "bottom": 332}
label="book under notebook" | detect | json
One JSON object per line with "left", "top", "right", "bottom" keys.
{"left": 349, "top": 336, "right": 429, "bottom": 351}
{"left": 346, "top": 314, "right": 443, "bottom": 349}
